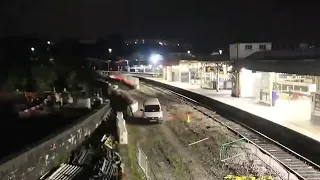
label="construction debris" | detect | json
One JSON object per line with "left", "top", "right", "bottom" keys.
{"left": 44, "top": 134, "right": 123, "bottom": 180}
{"left": 188, "top": 137, "right": 209, "bottom": 146}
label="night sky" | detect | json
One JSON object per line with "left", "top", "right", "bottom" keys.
{"left": 0, "top": 0, "right": 319, "bottom": 51}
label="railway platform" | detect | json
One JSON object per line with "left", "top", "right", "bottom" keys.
{"left": 141, "top": 77, "right": 320, "bottom": 142}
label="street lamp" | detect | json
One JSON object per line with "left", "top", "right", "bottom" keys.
{"left": 108, "top": 48, "right": 112, "bottom": 53}
{"left": 187, "top": 50, "right": 191, "bottom": 54}
{"left": 31, "top": 47, "right": 35, "bottom": 52}
{"left": 47, "top": 41, "right": 51, "bottom": 45}
{"left": 149, "top": 54, "right": 163, "bottom": 64}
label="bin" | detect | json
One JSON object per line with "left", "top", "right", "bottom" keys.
{"left": 272, "top": 90, "right": 278, "bottom": 106}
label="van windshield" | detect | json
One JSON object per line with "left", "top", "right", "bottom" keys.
{"left": 144, "top": 105, "right": 160, "bottom": 112}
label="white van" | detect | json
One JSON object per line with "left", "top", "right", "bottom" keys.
{"left": 140, "top": 98, "right": 163, "bottom": 124}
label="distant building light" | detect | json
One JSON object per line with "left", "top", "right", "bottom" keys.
{"left": 31, "top": 47, "right": 35, "bottom": 52}
{"left": 47, "top": 41, "right": 51, "bottom": 45}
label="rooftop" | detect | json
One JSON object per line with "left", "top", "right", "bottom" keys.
{"left": 167, "top": 53, "right": 230, "bottom": 62}
{"left": 246, "top": 48, "right": 320, "bottom": 61}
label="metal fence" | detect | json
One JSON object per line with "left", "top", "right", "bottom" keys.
{"left": 136, "top": 142, "right": 150, "bottom": 179}
{"left": 136, "top": 143, "right": 158, "bottom": 180}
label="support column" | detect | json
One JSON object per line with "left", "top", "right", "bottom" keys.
{"left": 315, "top": 76, "right": 320, "bottom": 92}
{"left": 259, "top": 72, "right": 275, "bottom": 106}
{"left": 216, "top": 65, "right": 220, "bottom": 92}
{"left": 311, "top": 76, "right": 320, "bottom": 122}
{"left": 163, "top": 67, "right": 167, "bottom": 80}
{"left": 166, "top": 66, "right": 172, "bottom": 82}
{"left": 311, "top": 92, "right": 320, "bottom": 123}
{"left": 231, "top": 71, "right": 240, "bottom": 97}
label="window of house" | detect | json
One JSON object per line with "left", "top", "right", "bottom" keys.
{"left": 259, "top": 44, "right": 266, "bottom": 50}
{"left": 245, "top": 45, "right": 252, "bottom": 50}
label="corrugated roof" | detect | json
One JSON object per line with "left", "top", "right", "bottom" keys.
{"left": 45, "top": 163, "right": 83, "bottom": 180}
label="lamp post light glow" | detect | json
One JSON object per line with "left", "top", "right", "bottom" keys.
{"left": 149, "top": 54, "right": 163, "bottom": 64}
{"left": 31, "top": 47, "right": 35, "bottom": 52}
{"left": 108, "top": 48, "right": 112, "bottom": 53}
{"left": 47, "top": 41, "right": 51, "bottom": 45}
{"left": 187, "top": 50, "right": 191, "bottom": 54}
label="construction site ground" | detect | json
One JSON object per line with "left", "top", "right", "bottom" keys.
{"left": 117, "top": 82, "right": 285, "bottom": 180}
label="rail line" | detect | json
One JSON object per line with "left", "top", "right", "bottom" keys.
{"left": 141, "top": 82, "right": 320, "bottom": 180}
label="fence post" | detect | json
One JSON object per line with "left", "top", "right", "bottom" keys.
{"left": 269, "top": 155, "right": 271, "bottom": 167}
{"left": 145, "top": 158, "right": 149, "bottom": 179}
{"left": 138, "top": 147, "right": 141, "bottom": 167}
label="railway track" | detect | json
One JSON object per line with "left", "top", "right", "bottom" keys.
{"left": 141, "top": 82, "right": 320, "bottom": 180}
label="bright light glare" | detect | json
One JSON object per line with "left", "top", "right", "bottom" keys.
{"left": 158, "top": 65, "right": 163, "bottom": 68}
{"left": 108, "top": 48, "right": 112, "bottom": 53}
{"left": 31, "top": 47, "right": 35, "bottom": 51}
{"left": 219, "top": 50, "right": 222, "bottom": 54}
{"left": 187, "top": 50, "right": 190, "bottom": 54}
{"left": 47, "top": 41, "right": 51, "bottom": 45}
{"left": 149, "top": 54, "right": 163, "bottom": 64}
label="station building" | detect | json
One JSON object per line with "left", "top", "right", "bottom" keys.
{"left": 158, "top": 42, "right": 320, "bottom": 125}
{"left": 92, "top": 42, "right": 320, "bottom": 140}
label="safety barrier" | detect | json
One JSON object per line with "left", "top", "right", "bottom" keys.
{"left": 136, "top": 76, "right": 320, "bottom": 165}
{"left": 116, "top": 112, "right": 128, "bottom": 145}
{"left": 129, "top": 97, "right": 138, "bottom": 113}
{"left": 0, "top": 103, "right": 112, "bottom": 180}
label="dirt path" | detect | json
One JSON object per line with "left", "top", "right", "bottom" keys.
{"left": 109, "top": 79, "right": 296, "bottom": 180}
{"left": 139, "top": 85, "right": 238, "bottom": 178}
{"left": 128, "top": 91, "right": 194, "bottom": 180}
{"left": 122, "top": 83, "right": 242, "bottom": 180}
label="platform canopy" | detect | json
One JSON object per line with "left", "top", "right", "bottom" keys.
{"left": 235, "top": 49, "right": 320, "bottom": 76}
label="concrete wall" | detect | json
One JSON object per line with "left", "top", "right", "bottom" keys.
{"left": 0, "top": 103, "right": 112, "bottom": 180}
